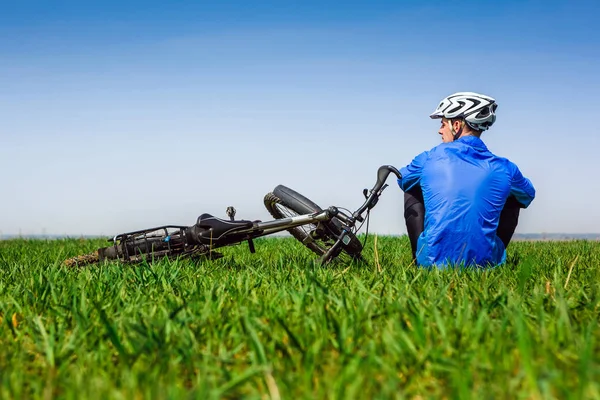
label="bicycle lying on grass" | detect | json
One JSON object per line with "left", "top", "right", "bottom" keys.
{"left": 64, "top": 165, "right": 402, "bottom": 267}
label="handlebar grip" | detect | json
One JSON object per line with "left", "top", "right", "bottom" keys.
{"left": 373, "top": 165, "right": 402, "bottom": 193}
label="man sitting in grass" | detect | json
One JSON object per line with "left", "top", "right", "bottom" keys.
{"left": 398, "top": 92, "right": 535, "bottom": 268}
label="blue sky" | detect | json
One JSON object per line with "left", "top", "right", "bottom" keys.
{"left": 1, "top": 0, "right": 599, "bottom": 236}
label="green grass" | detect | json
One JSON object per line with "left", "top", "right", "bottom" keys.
{"left": 1, "top": 236, "right": 599, "bottom": 399}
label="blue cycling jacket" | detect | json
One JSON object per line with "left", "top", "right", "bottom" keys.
{"left": 398, "top": 136, "right": 535, "bottom": 268}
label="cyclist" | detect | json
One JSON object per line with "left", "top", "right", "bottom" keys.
{"left": 398, "top": 92, "right": 535, "bottom": 268}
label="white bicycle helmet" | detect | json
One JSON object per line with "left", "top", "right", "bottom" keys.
{"left": 430, "top": 92, "right": 497, "bottom": 131}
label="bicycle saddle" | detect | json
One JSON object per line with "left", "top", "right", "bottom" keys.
{"left": 194, "top": 213, "right": 254, "bottom": 242}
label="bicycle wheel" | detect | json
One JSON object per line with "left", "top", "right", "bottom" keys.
{"left": 63, "top": 229, "right": 216, "bottom": 267}
{"left": 63, "top": 234, "right": 168, "bottom": 267}
{"left": 264, "top": 185, "right": 363, "bottom": 262}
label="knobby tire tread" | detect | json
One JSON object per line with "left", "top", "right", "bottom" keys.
{"left": 63, "top": 251, "right": 100, "bottom": 267}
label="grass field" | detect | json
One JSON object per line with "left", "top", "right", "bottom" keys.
{"left": 1, "top": 236, "right": 599, "bottom": 399}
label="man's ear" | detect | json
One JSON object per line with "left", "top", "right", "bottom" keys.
{"left": 452, "top": 119, "right": 463, "bottom": 132}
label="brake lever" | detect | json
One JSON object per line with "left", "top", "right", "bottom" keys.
{"left": 364, "top": 182, "right": 389, "bottom": 199}
{"left": 378, "top": 183, "right": 389, "bottom": 195}
{"left": 366, "top": 184, "right": 390, "bottom": 211}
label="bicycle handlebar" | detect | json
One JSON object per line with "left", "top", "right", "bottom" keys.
{"left": 351, "top": 165, "right": 402, "bottom": 222}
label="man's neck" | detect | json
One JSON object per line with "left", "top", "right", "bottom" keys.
{"left": 459, "top": 131, "right": 481, "bottom": 139}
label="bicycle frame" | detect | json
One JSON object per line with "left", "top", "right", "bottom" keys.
{"left": 230, "top": 210, "right": 330, "bottom": 240}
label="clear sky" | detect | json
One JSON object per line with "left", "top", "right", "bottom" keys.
{"left": 1, "top": 0, "right": 599, "bottom": 237}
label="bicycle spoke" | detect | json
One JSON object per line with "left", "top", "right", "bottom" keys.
{"left": 274, "top": 204, "right": 318, "bottom": 238}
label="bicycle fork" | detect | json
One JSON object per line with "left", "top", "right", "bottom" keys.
{"left": 319, "top": 228, "right": 353, "bottom": 265}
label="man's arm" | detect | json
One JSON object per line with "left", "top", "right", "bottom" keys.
{"left": 398, "top": 150, "right": 430, "bottom": 192}
{"left": 510, "top": 166, "right": 536, "bottom": 208}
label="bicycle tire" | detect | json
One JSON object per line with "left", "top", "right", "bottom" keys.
{"left": 264, "top": 185, "right": 363, "bottom": 262}
{"left": 63, "top": 232, "right": 199, "bottom": 267}
{"left": 62, "top": 240, "right": 137, "bottom": 267}
{"left": 63, "top": 251, "right": 101, "bottom": 267}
